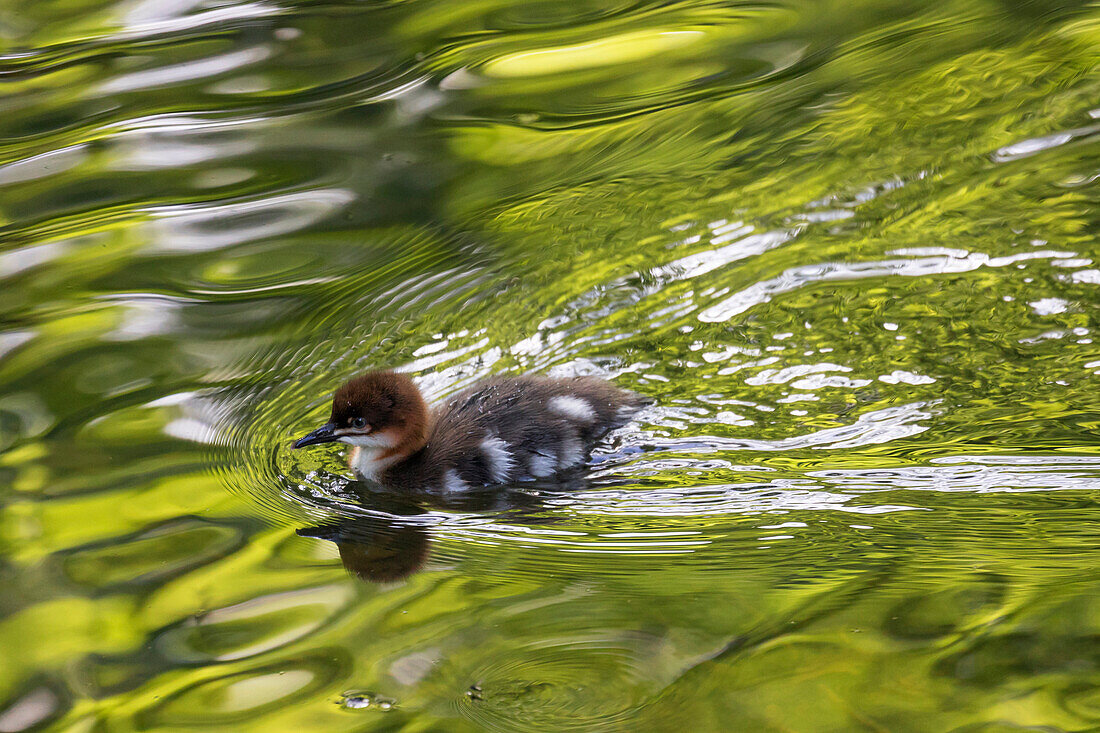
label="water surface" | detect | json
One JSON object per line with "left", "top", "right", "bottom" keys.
{"left": 2, "top": 0, "right": 1100, "bottom": 730}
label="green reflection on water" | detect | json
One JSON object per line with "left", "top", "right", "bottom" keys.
{"left": 1, "top": 0, "right": 1100, "bottom": 730}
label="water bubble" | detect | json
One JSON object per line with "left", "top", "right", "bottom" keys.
{"left": 338, "top": 692, "right": 396, "bottom": 712}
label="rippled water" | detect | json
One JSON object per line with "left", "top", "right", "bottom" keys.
{"left": 3, "top": 0, "right": 1100, "bottom": 730}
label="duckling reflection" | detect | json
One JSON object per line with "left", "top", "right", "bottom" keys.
{"left": 297, "top": 482, "right": 567, "bottom": 584}
{"left": 298, "top": 518, "right": 430, "bottom": 584}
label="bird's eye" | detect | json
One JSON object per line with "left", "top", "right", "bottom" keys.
{"left": 352, "top": 417, "right": 367, "bottom": 429}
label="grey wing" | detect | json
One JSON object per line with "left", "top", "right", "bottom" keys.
{"left": 494, "top": 377, "right": 648, "bottom": 480}
{"left": 432, "top": 377, "right": 648, "bottom": 486}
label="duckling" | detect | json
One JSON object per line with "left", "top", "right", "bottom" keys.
{"left": 292, "top": 370, "right": 647, "bottom": 492}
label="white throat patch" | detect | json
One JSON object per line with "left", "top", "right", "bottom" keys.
{"left": 349, "top": 446, "right": 402, "bottom": 482}
{"left": 343, "top": 430, "right": 400, "bottom": 481}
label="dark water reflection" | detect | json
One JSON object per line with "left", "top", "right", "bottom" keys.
{"left": 3, "top": 0, "right": 1100, "bottom": 730}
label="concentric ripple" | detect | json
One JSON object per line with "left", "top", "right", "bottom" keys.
{"left": 457, "top": 636, "right": 656, "bottom": 732}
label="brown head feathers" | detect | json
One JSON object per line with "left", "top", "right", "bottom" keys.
{"left": 330, "top": 371, "right": 429, "bottom": 452}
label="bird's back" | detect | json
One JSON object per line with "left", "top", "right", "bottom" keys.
{"left": 388, "top": 376, "right": 647, "bottom": 491}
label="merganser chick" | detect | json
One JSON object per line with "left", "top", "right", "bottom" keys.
{"left": 292, "top": 370, "right": 648, "bottom": 492}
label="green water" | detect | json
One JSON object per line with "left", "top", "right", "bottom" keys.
{"left": 3, "top": 0, "right": 1100, "bottom": 730}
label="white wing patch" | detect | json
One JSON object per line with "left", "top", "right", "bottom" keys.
{"left": 549, "top": 395, "right": 596, "bottom": 423}
{"left": 480, "top": 435, "right": 514, "bottom": 483}
{"left": 558, "top": 435, "right": 585, "bottom": 468}
{"left": 528, "top": 452, "right": 557, "bottom": 478}
{"left": 442, "top": 469, "right": 467, "bottom": 493}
